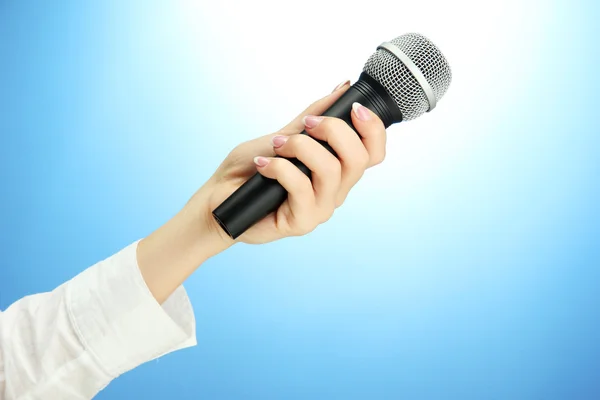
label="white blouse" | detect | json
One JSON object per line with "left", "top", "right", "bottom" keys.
{"left": 0, "top": 241, "right": 197, "bottom": 399}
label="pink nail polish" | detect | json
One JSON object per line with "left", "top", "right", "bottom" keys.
{"left": 302, "top": 115, "right": 324, "bottom": 129}
{"left": 271, "top": 135, "right": 288, "bottom": 148}
{"left": 332, "top": 79, "right": 350, "bottom": 93}
{"left": 352, "top": 102, "right": 371, "bottom": 121}
{"left": 253, "top": 156, "right": 270, "bottom": 167}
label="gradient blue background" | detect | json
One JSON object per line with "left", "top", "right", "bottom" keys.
{"left": 1, "top": 1, "right": 599, "bottom": 399}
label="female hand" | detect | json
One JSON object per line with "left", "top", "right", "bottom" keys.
{"left": 196, "top": 80, "right": 388, "bottom": 246}
{"left": 138, "top": 80, "right": 387, "bottom": 302}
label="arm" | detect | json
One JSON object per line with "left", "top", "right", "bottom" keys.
{"left": 0, "top": 80, "right": 386, "bottom": 399}
{"left": 136, "top": 81, "right": 386, "bottom": 304}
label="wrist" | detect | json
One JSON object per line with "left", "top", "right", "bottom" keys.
{"left": 181, "top": 197, "right": 235, "bottom": 261}
{"left": 137, "top": 192, "right": 233, "bottom": 303}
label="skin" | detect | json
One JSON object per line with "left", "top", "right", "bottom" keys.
{"left": 136, "top": 81, "right": 387, "bottom": 304}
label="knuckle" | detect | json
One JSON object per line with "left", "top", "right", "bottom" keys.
{"left": 309, "top": 117, "right": 339, "bottom": 136}
{"left": 288, "top": 133, "right": 311, "bottom": 148}
{"left": 295, "top": 181, "right": 314, "bottom": 198}
{"left": 372, "top": 149, "right": 386, "bottom": 166}
{"left": 316, "top": 200, "right": 335, "bottom": 224}
{"left": 370, "top": 157, "right": 382, "bottom": 167}
{"left": 288, "top": 173, "right": 314, "bottom": 199}
{"left": 358, "top": 149, "right": 370, "bottom": 169}
{"left": 268, "top": 158, "right": 286, "bottom": 171}
{"left": 335, "top": 193, "right": 348, "bottom": 208}
{"left": 323, "top": 117, "right": 350, "bottom": 136}
{"left": 323, "top": 157, "right": 342, "bottom": 177}
{"left": 326, "top": 116, "right": 348, "bottom": 129}
{"left": 319, "top": 214, "right": 332, "bottom": 225}
{"left": 361, "top": 121, "right": 386, "bottom": 139}
{"left": 345, "top": 149, "right": 368, "bottom": 173}
{"left": 292, "top": 219, "right": 316, "bottom": 236}
{"left": 321, "top": 207, "right": 335, "bottom": 223}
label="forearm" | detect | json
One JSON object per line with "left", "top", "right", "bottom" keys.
{"left": 137, "top": 198, "right": 232, "bottom": 304}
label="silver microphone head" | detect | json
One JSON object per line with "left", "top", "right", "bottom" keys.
{"left": 363, "top": 33, "right": 452, "bottom": 121}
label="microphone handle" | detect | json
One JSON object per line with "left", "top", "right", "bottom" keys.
{"left": 212, "top": 72, "right": 402, "bottom": 239}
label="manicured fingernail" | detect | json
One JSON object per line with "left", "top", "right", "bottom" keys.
{"left": 332, "top": 79, "right": 350, "bottom": 93}
{"left": 253, "top": 156, "right": 270, "bottom": 167}
{"left": 271, "top": 135, "right": 288, "bottom": 148}
{"left": 352, "top": 102, "right": 371, "bottom": 121}
{"left": 302, "top": 115, "right": 324, "bottom": 129}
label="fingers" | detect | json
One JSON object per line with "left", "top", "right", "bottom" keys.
{"left": 350, "top": 102, "right": 387, "bottom": 167}
{"left": 299, "top": 115, "right": 368, "bottom": 206}
{"left": 270, "top": 134, "right": 341, "bottom": 210}
{"left": 279, "top": 80, "right": 351, "bottom": 134}
{"left": 252, "top": 156, "right": 318, "bottom": 233}
{"left": 225, "top": 80, "right": 352, "bottom": 178}
{"left": 249, "top": 86, "right": 386, "bottom": 236}
{"left": 292, "top": 102, "right": 386, "bottom": 206}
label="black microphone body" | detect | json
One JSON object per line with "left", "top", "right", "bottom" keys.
{"left": 212, "top": 72, "right": 403, "bottom": 239}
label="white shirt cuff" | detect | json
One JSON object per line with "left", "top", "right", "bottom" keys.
{"left": 65, "top": 241, "right": 197, "bottom": 378}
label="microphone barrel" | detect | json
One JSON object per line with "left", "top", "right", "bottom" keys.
{"left": 212, "top": 72, "right": 402, "bottom": 239}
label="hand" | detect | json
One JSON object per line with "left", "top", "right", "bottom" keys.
{"left": 196, "top": 80, "right": 387, "bottom": 246}
{"left": 138, "top": 80, "right": 387, "bottom": 303}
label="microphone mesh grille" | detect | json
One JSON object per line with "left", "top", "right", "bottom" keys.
{"left": 363, "top": 33, "right": 452, "bottom": 121}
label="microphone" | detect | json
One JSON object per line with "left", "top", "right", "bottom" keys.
{"left": 213, "top": 33, "right": 452, "bottom": 239}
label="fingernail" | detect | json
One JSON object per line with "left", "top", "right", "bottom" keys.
{"left": 332, "top": 79, "right": 350, "bottom": 93}
{"left": 352, "top": 102, "right": 371, "bottom": 121}
{"left": 302, "top": 115, "right": 324, "bottom": 129}
{"left": 271, "top": 135, "right": 288, "bottom": 148}
{"left": 253, "top": 156, "right": 270, "bottom": 167}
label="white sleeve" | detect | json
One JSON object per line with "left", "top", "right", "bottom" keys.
{"left": 0, "top": 241, "right": 197, "bottom": 400}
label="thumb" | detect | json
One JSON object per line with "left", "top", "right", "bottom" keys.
{"left": 279, "top": 80, "right": 351, "bottom": 134}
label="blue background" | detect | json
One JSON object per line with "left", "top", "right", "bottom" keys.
{"left": 1, "top": 0, "right": 599, "bottom": 399}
